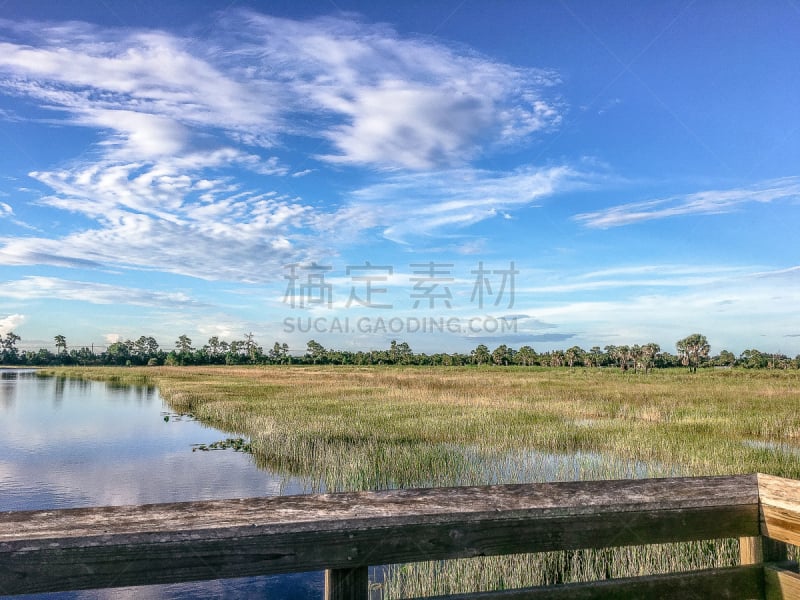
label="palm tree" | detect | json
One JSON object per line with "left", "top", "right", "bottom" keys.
{"left": 589, "top": 346, "right": 602, "bottom": 368}
{"left": 676, "top": 334, "right": 710, "bottom": 373}
{"left": 640, "top": 343, "right": 660, "bottom": 374}
{"left": 471, "top": 344, "right": 490, "bottom": 365}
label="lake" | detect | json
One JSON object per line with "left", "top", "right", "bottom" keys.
{"left": 0, "top": 370, "right": 322, "bottom": 599}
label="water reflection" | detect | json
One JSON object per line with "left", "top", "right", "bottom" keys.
{"left": 53, "top": 375, "right": 65, "bottom": 406}
{"left": 0, "top": 372, "right": 320, "bottom": 599}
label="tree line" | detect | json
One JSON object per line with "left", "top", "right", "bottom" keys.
{"left": 1, "top": 331, "right": 798, "bottom": 370}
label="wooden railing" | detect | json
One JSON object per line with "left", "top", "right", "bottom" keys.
{"left": 1, "top": 473, "right": 798, "bottom": 599}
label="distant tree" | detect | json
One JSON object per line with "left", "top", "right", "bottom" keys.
{"left": 471, "top": 344, "right": 490, "bottom": 365}
{"left": 588, "top": 346, "right": 602, "bottom": 368}
{"left": 268, "top": 342, "right": 289, "bottom": 363}
{"left": 638, "top": 343, "right": 660, "bottom": 374}
{"left": 515, "top": 345, "right": 537, "bottom": 366}
{"left": 243, "top": 332, "right": 260, "bottom": 362}
{"left": 768, "top": 353, "right": 791, "bottom": 370}
{"left": 306, "top": 340, "right": 326, "bottom": 364}
{"left": 565, "top": 346, "right": 584, "bottom": 368}
{"left": 715, "top": 350, "right": 736, "bottom": 367}
{"left": 396, "top": 341, "right": 412, "bottom": 364}
{"left": 133, "top": 336, "right": 149, "bottom": 359}
{"left": 387, "top": 340, "right": 412, "bottom": 364}
{"left": 74, "top": 346, "right": 96, "bottom": 366}
{"left": 491, "top": 344, "right": 512, "bottom": 366}
{"left": 656, "top": 351, "right": 680, "bottom": 368}
{"left": 207, "top": 336, "right": 221, "bottom": 356}
{"left": 604, "top": 345, "right": 623, "bottom": 370}
{"left": 549, "top": 349, "right": 565, "bottom": 367}
{"left": 1, "top": 331, "right": 21, "bottom": 364}
{"left": 145, "top": 336, "right": 160, "bottom": 356}
{"left": 676, "top": 333, "right": 710, "bottom": 373}
{"left": 54, "top": 334, "right": 67, "bottom": 355}
{"left": 30, "top": 347, "right": 55, "bottom": 366}
{"left": 175, "top": 335, "right": 194, "bottom": 354}
{"left": 106, "top": 341, "right": 131, "bottom": 366}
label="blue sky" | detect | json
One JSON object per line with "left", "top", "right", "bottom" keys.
{"left": 0, "top": 0, "right": 798, "bottom": 356}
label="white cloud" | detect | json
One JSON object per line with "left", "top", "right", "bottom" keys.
{"left": 518, "top": 264, "right": 754, "bottom": 294}
{"left": 0, "top": 148, "right": 316, "bottom": 281}
{"left": 212, "top": 11, "right": 560, "bottom": 169}
{"left": 0, "top": 277, "right": 202, "bottom": 308}
{"left": 0, "top": 12, "right": 569, "bottom": 283}
{"left": 318, "top": 165, "right": 578, "bottom": 243}
{"left": 574, "top": 177, "right": 800, "bottom": 228}
{"left": 0, "top": 26, "right": 279, "bottom": 149}
{"left": 0, "top": 13, "right": 560, "bottom": 172}
{"left": 0, "top": 313, "right": 25, "bottom": 333}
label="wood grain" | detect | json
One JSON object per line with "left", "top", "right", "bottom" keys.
{"left": 758, "top": 474, "right": 800, "bottom": 547}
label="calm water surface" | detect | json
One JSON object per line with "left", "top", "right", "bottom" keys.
{"left": 0, "top": 370, "right": 322, "bottom": 599}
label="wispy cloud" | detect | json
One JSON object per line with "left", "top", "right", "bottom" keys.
{"left": 0, "top": 24, "right": 279, "bottom": 155}
{"left": 0, "top": 12, "right": 568, "bottom": 282}
{"left": 0, "top": 12, "right": 561, "bottom": 171}
{"left": 0, "top": 150, "right": 314, "bottom": 281}
{"left": 234, "top": 11, "right": 562, "bottom": 169}
{"left": 0, "top": 277, "right": 203, "bottom": 308}
{"left": 318, "top": 165, "right": 579, "bottom": 243}
{"left": 520, "top": 264, "right": 755, "bottom": 293}
{"left": 0, "top": 200, "right": 37, "bottom": 230}
{"left": 574, "top": 177, "right": 800, "bottom": 228}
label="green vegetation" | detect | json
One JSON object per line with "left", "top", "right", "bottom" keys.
{"left": 7, "top": 330, "right": 800, "bottom": 369}
{"left": 40, "top": 365, "right": 800, "bottom": 596}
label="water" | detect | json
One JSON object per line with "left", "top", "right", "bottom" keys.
{"left": 0, "top": 370, "right": 323, "bottom": 599}
{"left": 742, "top": 438, "right": 800, "bottom": 457}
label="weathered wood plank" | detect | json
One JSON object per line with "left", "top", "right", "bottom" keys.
{"left": 325, "top": 566, "right": 369, "bottom": 600}
{"left": 758, "top": 474, "right": 800, "bottom": 514}
{"left": 0, "top": 475, "right": 759, "bottom": 594}
{"left": 411, "top": 565, "right": 764, "bottom": 600}
{"left": 759, "top": 474, "right": 800, "bottom": 548}
{"left": 0, "top": 475, "right": 759, "bottom": 543}
{"left": 764, "top": 565, "right": 800, "bottom": 600}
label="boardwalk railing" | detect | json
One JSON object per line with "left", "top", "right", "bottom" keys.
{"left": 1, "top": 473, "right": 799, "bottom": 599}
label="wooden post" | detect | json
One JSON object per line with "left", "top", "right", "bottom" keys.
{"left": 324, "top": 567, "right": 369, "bottom": 600}
{"left": 740, "top": 535, "right": 788, "bottom": 565}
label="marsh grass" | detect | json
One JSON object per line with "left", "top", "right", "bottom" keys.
{"left": 380, "top": 540, "right": 741, "bottom": 597}
{"left": 42, "top": 365, "right": 800, "bottom": 596}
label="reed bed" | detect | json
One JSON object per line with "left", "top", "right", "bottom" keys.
{"left": 42, "top": 365, "right": 800, "bottom": 596}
